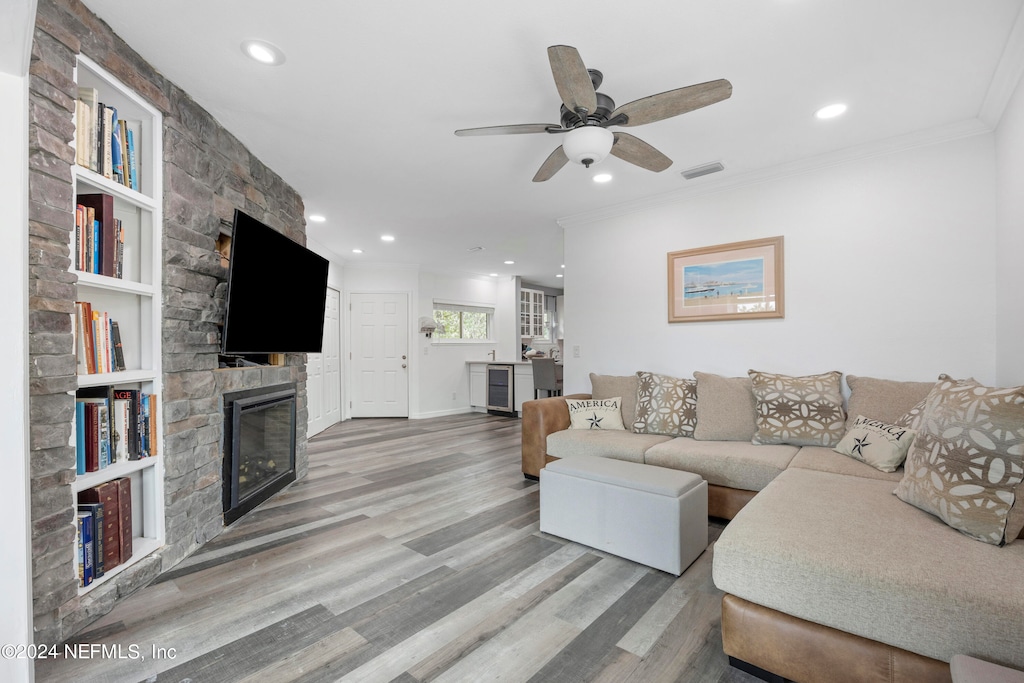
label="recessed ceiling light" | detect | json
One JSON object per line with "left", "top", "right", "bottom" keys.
{"left": 241, "top": 39, "right": 286, "bottom": 66}
{"left": 556, "top": 274, "right": 564, "bottom": 278}
{"left": 381, "top": 235, "right": 395, "bottom": 242}
{"left": 352, "top": 249, "right": 363, "bottom": 254}
{"left": 593, "top": 173, "right": 612, "bottom": 183}
{"left": 308, "top": 214, "right": 326, "bottom": 223}
{"left": 489, "top": 273, "right": 499, "bottom": 277}
{"left": 815, "top": 103, "right": 847, "bottom": 120}
{"left": 504, "top": 260, "right": 515, "bottom": 265}
{"left": 561, "top": 264, "right": 565, "bottom": 268}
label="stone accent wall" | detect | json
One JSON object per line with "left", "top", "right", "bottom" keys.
{"left": 28, "top": 0, "right": 310, "bottom": 643}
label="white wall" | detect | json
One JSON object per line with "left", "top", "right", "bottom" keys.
{"left": 995, "top": 71, "right": 1024, "bottom": 386}
{"left": 1, "top": 2, "right": 35, "bottom": 680}
{"left": 563, "top": 133, "right": 998, "bottom": 394}
{"left": 416, "top": 272, "right": 502, "bottom": 418}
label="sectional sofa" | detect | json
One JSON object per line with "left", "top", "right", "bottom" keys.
{"left": 521, "top": 371, "right": 1024, "bottom": 683}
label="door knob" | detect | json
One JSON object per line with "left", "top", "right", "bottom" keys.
{"left": 402, "top": 355, "right": 407, "bottom": 360}
{"left": 402, "top": 363, "right": 407, "bottom": 369}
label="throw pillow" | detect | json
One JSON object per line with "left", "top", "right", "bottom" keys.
{"left": 834, "top": 415, "right": 917, "bottom": 472}
{"left": 633, "top": 371, "right": 698, "bottom": 437}
{"left": 692, "top": 372, "right": 757, "bottom": 442}
{"left": 845, "top": 375, "right": 935, "bottom": 431}
{"left": 566, "top": 397, "right": 626, "bottom": 431}
{"left": 895, "top": 374, "right": 974, "bottom": 431}
{"left": 590, "top": 373, "right": 640, "bottom": 427}
{"left": 894, "top": 378, "right": 1024, "bottom": 546}
{"left": 748, "top": 370, "right": 846, "bottom": 447}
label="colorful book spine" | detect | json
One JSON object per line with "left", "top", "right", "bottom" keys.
{"left": 75, "top": 400, "right": 86, "bottom": 475}
{"left": 77, "top": 502, "right": 105, "bottom": 579}
{"left": 77, "top": 511, "right": 93, "bottom": 587}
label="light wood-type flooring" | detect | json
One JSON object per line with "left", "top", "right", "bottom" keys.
{"left": 37, "top": 413, "right": 764, "bottom": 683}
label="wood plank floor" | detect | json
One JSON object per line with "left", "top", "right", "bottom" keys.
{"left": 37, "top": 413, "right": 764, "bottom": 683}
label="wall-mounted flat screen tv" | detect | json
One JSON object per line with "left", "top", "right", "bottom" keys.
{"left": 221, "top": 209, "right": 329, "bottom": 354}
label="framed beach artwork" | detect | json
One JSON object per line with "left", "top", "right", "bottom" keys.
{"left": 667, "top": 236, "right": 784, "bottom": 323}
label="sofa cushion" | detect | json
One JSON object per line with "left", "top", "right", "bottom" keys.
{"left": 788, "top": 446, "right": 904, "bottom": 483}
{"left": 693, "top": 372, "right": 757, "bottom": 442}
{"left": 895, "top": 378, "right": 1024, "bottom": 546}
{"left": 644, "top": 437, "right": 798, "bottom": 491}
{"left": 845, "top": 375, "right": 935, "bottom": 431}
{"left": 833, "top": 415, "right": 917, "bottom": 472}
{"left": 546, "top": 429, "right": 671, "bottom": 463}
{"left": 590, "top": 373, "right": 640, "bottom": 428}
{"left": 566, "top": 397, "right": 625, "bottom": 431}
{"left": 749, "top": 370, "right": 846, "bottom": 447}
{"left": 713, "top": 468, "right": 1024, "bottom": 669}
{"left": 633, "top": 371, "right": 698, "bottom": 437}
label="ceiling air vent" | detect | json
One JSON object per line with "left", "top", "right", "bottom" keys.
{"left": 681, "top": 162, "right": 725, "bottom": 180}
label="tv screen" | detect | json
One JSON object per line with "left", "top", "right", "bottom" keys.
{"left": 221, "top": 209, "right": 329, "bottom": 354}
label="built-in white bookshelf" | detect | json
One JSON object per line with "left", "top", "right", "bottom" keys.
{"left": 70, "top": 55, "right": 164, "bottom": 594}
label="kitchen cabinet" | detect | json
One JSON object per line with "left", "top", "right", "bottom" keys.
{"left": 520, "top": 287, "right": 546, "bottom": 339}
{"left": 469, "top": 364, "right": 486, "bottom": 408}
{"left": 514, "top": 364, "right": 535, "bottom": 414}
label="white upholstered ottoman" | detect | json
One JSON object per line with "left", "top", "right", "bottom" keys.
{"left": 540, "top": 456, "right": 708, "bottom": 575}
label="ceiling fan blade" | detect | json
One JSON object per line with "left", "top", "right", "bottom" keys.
{"left": 533, "top": 146, "right": 569, "bottom": 182}
{"left": 610, "top": 132, "right": 672, "bottom": 172}
{"left": 455, "top": 123, "right": 561, "bottom": 137}
{"left": 610, "top": 79, "right": 732, "bottom": 127}
{"left": 547, "top": 45, "right": 597, "bottom": 116}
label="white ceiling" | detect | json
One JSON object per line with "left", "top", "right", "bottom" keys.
{"left": 80, "top": 0, "right": 1024, "bottom": 289}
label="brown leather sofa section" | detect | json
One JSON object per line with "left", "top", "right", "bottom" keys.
{"left": 721, "top": 594, "right": 952, "bottom": 683}
{"left": 521, "top": 394, "right": 587, "bottom": 478}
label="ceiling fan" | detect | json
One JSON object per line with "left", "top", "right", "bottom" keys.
{"left": 455, "top": 45, "right": 732, "bottom": 182}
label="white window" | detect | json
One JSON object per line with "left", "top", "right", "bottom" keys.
{"left": 432, "top": 302, "right": 494, "bottom": 342}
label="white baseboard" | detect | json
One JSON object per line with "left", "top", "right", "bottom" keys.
{"left": 410, "top": 407, "right": 475, "bottom": 420}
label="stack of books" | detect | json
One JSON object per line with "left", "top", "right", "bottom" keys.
{"left": 76, "top": 387, "right": 158, "bottom": 475}
{"left": 75, "top": 87, "right": 139, "bottom": 191}
{"left": 76, "top": 478, "right": 133, "bottom": 587}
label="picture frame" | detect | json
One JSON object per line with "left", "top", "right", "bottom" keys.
{"left": 667, "top": 236, "right": 784, "bottom": 323}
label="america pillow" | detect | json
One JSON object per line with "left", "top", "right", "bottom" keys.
{"left": 566, "top": 397, "right": 626, "bottom": 431}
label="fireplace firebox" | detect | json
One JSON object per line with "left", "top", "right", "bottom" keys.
{"left": 222, "top": 384, "right": 297, "bottom": 525}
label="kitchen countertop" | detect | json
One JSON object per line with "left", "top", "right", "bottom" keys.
{"left": 466, "top": 360, "right": 533, "bottom": 365}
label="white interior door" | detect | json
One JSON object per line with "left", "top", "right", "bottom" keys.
{"left": 350, "top": 292, "right": 409, "bottom": 417}
{"left": 308, "top": 287, "right": 342, "bottom": 436}
{"left": 323, "top": 288, "right": 341, "bottom": 425}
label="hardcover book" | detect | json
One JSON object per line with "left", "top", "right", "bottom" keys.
{"left": 76, "top": 193, "right": 117, "bottom": 278}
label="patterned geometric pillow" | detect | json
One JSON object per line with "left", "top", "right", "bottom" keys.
{"left": 895, "top": 374, "right": 975, "bottom": 431}
{"left": 566, "top": 397, "right": 626, "bottom": 431}
{"left": 632, "top": 372, "right": 697, "bottom": 437}
{"left": 894, "top": 378, "right": 1024, "bottom": 545}
{"left": 748, "top": 370, "right": 846, "bottom": 446}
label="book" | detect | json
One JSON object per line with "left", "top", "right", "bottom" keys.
{"left": 75, "top": 400, "right": 86, "bottom": 475}
{"left": 116, "top": 477, "right": 132, "bottom": 562}
{"left": 77, "top": 511, "right": 93, "bottom": 587}
{"left": 77, "top": 502, "right": 105, "bottom": 579}
{"left": 112, "top": 388, "right": 141, "bottom": 458}
{"left": 76, "top": 193, "right": 116, "bottom": 278}
{"left": 112, "top": 397, "right": 129, "bottom": 462}
{"left": 101, "top": 104, "right": 114, "bottom": 180}
{"left": 77, "top": 87, "right": 99, "bottom": 172}
{"left": 126, "top": 127, "right": 138, "bottom": 191}
{"left": 110, "top": 320, "right": 126, "bottom": 372}
{"left": 110, "top": 106, "right": 123, "bottom": 185}
{"left": 75, "top": 301, "right": 95, "bottom": 374}
{"left": 97, "top": 402, "right": 110, "bottom": 469}
{"left": 80, "top": 480, "right": 124, "bottom": 568}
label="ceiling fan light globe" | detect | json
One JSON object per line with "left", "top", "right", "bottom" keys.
{"left": 562, "top": 126, "right": 614, "bottom": 167}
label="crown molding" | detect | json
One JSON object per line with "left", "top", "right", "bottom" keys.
{"left": 979, "top": 2, "right": 1024, "bottom": 128}
{"left": 557, "top": 118, "right": 992, "bottom": 229}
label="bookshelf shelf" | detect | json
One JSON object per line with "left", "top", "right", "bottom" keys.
{"left": 71, "top": 55, "right": 165, "bottom": 594}
{"left": 75, "top": 271, "right": 156, "bottom": 297}
{"left": 72, "top": 456, "right": 158, "bottom": 494}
